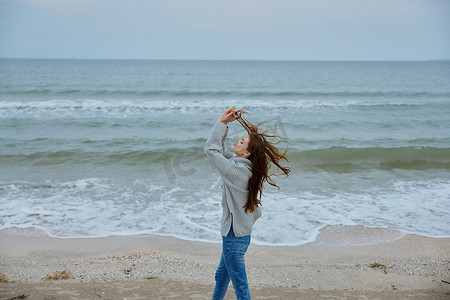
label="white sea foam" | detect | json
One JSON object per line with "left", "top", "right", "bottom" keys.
{"left": 0, "top": 98, "right": 446, "bottom": 119}
{"left": 1, "top": 177, "right": 449, "bottom": 246}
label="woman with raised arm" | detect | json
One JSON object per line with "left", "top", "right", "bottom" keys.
{"left": 204, "top": 108, "right": 291, "bottom": 300}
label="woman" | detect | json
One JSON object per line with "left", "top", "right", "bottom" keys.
{"left": 204, "top": 108, "right": 291, "bottom": 300}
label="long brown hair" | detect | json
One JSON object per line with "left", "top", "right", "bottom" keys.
{"left": 236, "top": 114, "right": 291, "bottom": 213}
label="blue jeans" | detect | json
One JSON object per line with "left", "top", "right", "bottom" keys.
{"left": 212, "top": 227, "right": 251, "bottom": 300}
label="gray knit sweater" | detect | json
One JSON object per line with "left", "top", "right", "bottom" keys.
{"left": 204, "top": 120, "right": 262, "bottom": 237}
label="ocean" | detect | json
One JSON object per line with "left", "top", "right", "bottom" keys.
{"left": 1, "top": 59, "right": 449, "bottom": 246}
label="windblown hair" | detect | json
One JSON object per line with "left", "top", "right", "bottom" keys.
{"left": 236, "top": 114, "right": 291, "bottom": 213}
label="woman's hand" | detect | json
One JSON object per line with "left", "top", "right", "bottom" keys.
{"left": 219, "top": 108, "right": 244, "bottom": 125}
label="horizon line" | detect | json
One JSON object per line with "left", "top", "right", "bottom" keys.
{"left": 1, "top": 57, "right": 449, "bottom": 62}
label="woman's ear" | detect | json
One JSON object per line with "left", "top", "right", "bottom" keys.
{"left": 243, "top": 151, "right": 251, "bottom": 159}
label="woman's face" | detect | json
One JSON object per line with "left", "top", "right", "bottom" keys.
{"left": 232, "top": 135, "right": 251, "bottom": 158}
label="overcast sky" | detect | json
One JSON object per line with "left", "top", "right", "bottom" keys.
{"left": 0, "top": 0, "right": 449, "bottom": 60}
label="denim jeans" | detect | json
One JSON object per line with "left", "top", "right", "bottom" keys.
{"left": 212, "top": 227, "right": 251, "bottom": 300}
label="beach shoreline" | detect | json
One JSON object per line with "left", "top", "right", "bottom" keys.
{"left": 1, "top": 226, "right": 449, "bottom": 299}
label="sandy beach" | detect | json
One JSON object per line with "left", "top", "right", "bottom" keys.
{"left": 0, "top": 226, "right": 449, "bottom": 300}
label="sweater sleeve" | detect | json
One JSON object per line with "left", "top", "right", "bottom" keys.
{"left": 204, "top": 120, "right": 251, "bottom": 187}
{"left": 204, "top": 120, "right": 233, "bottom": 177}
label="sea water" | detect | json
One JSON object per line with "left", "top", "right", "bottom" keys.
{"left": 1, "top": 59, "right": 449, "bottom": 246}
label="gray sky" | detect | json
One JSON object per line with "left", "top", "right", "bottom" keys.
{"left": 1, "top": 0, "right": 449, "bottom": 60}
